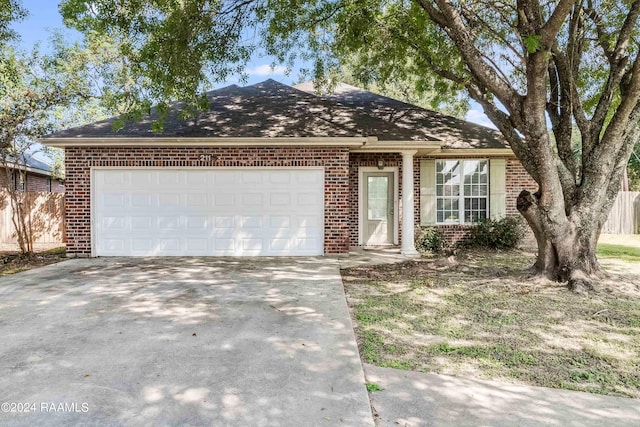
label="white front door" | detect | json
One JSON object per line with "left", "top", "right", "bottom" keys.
{"left": 93, "top": 168, "right": 324, "bottom": 256}
{"left": 363, "top": 172, "right": 394, "bottom": 245}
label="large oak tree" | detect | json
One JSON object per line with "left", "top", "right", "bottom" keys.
{"left": 60, "top": 0, "right": 640, "bottom": 291}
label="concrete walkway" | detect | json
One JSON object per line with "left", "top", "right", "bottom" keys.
{"left": 364, "top": 364, "right": 640, "bottom": 427}
{"left": 0, "top": 257, "right": 373, "bottom": 426}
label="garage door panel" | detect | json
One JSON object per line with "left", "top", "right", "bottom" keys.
{"left": 94, "top": 169, "right": 324, "bottom": 256}
{"left": 242, "top": 193, "right": 263, "bottom": 206}
{"left": 215, "top": 194, "right": 235, "bottom": 207}
{"left": 102, "top": 216, "right": 126, "bottom": 230}
{"left": 298, "top": 193, "right": 321, "bottom": 206}
{"left": 213, "top": 172, "right": 236, "bottom": 185}
{"left": 269, "top": 171, "right": 291, "bottom": 184}
{"left": 240, "top": 216, "right": 263, "bottom": 228}
{"left": 186, "top": 238, "right": 208, "bottom": 252}
{"left": 298, "top": 238, "right": 321, "bottom": 251}
{"left": 297, "top": 215, "right": 322, "bottom": 228}
{"left": 270, "top": 216, "right": 290, "bottom": 228}
{"left": 241, "top": 171, "right": 263, "bottom": 184}
{"left": 131, "top": 217, "right": 153, "bottom": 229}
{"left": 158, "top": 172, "right": 181, "bottom": 186}
{"left": 185, "top": 171, "right": 209, "bottom": 186}
{"left": 186, "top": 193, "right": 208, "bottom": 207}
{"left": 186, "top": 216, "right": 207, "bottom": 229}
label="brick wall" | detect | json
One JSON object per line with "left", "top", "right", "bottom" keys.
{"left": 506, "top": 159, "right": 538, "bottom": 216}
{"left": 26, "top": 174, "right": 50, "bottom": 192}
{"left": 0, "top": 170, "right": 10, "bottom": 189}
{"left": 0, "top": 170, "right": 64, "bottom": 193}
{"left": 51, "top": 179, "right": 65, "bottom": 193}
{"left": 64, "top": 146, "right": 350, "bottom": 256}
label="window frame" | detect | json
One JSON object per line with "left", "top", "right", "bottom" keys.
{"left": 14, "top": 171, "right": 26, "bottom": 192}
{"left": 435, "top": 159, "right": 489, "bottom": 225}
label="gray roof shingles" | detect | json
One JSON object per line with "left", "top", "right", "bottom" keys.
{"left": 43, "top": 79, "right": 508, "bottom": 149}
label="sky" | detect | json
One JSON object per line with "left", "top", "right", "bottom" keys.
{"left": 11, "top": 1, "right": 496, "bottom": 129}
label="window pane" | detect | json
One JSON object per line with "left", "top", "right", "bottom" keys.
{"left": 461, "top": 160, "right": 488, "bottom": 223}
{"left": 436, "top": 160, "right": 462, "bottom": 223}
{"left": 368, "top": 176, "right": 388, "bottom": 220}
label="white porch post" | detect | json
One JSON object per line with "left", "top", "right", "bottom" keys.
{"left": 401, "top": 151, "right": 419, "bottom": 256}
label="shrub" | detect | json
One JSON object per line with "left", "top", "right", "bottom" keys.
{"left": 466, "top": 217, "right": 526, "bottom": 250}
{"left": 415, "top": 227, "right": 448, "bottom": 253}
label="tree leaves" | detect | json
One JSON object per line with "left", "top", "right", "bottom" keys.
{"left": 522, "top": 34, "right": 541, "bottom": 53}
{"left": 0, "top": 0, "right": 27, "bottom": 44}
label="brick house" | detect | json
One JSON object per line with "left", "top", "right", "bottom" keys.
{"left": 1, "top": 154, "right": 65, "bottom": 193}
{"left": 41, "top": 80, "right": 537, "bottom": 258}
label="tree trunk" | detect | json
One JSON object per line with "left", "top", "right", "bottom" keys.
{"left": 516, "top": 190, "right": 604, "bottom": 294}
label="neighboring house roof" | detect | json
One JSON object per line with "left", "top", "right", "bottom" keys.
{"left": 3, "top": 153, "right": 54, "bottom": 177}
{"left": 42, "top": 79, "right": 508, "bottom": 149}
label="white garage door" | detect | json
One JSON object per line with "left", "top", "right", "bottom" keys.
{"left": 93, "top": 168, "right": 324, "bottom": 256}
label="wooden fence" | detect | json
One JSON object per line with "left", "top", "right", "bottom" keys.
{"left": 0, "top": 190, "right": 66, "bottom": 246}
{"left": 602, "top": 191, "right": 640, "bottom": 234}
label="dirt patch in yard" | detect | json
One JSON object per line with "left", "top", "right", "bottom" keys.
{"left": 0, "top": 247, "right": 67, "bottom": 276}
{"left": 341, "top": 249, "right": 640, "bottom": 399}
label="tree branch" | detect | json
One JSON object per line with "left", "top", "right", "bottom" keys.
{"left": 539, "top": 0, "right": 575, "bottom": 48}
{"left": 415, "top": 0, "right": 523, "bottom": 115}
{"left": 466, "top": 83, "right": 538, "bottom": 182}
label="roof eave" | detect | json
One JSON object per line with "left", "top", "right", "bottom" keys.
{"left": 437, "top": 148, "right": 515, "bottom": 156}
{"left": 3, "top": 162, "right": 53, "bottom": 177}
{"left": 38, "top": 136, "right": 373, "bottom": 148}
{"left": 350, "top": 140, "right": 443, "bottom": 155}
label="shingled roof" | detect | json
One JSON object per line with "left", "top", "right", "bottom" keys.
{"left": 4, "top": 153, "right": 54, "bottom": 175}
{"left": 43, "top": 79, "right": 508, "bottom": 149}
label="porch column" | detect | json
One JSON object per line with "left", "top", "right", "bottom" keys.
{"left": 401, "top": 151, "right": 419, "bottom": 256}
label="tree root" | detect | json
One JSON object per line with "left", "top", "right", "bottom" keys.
{"left": 567, "top": 270, "right": 595, "bottom": 296}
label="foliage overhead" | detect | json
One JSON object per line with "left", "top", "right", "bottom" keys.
{"left": 0, "top": 0, "right": 26, "bottom": 44}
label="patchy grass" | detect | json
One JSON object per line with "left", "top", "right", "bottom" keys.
{"left": 341, "top": 249, "right": 640, "bottom": 399}
{"left": 366, "top": 383, "right": 383, "bottom": 392}
{"left": 0, "top": 247, "right": 67, "bottom": 276}
{"left": 597, "top": 243, "right": 640, "bottom": 263}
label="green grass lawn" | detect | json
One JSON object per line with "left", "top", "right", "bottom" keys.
{"left": 342, "top": 249, "right": 640, "bottom": 399}
{"left": 597, "top": 243, "right": 640, "bottom": 263}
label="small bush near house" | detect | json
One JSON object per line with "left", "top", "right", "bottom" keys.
{"left": 415, "top": 227, "right": 448, "bottom": 253}
{"left": 466, "top": 217, "right": 526, "bottom": 250}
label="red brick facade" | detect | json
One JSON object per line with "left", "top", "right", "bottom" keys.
{"left": 64, "top": 147, "right": 536, "bottom": 256}
{"left": 506, "top": 159, "right": 538, "bottom": 216}
{"left": 64, "top": 146, "right": 350, "bottom": 256}
{"left": 0, "top": 170, "right": 10, "bottom": 189}
{"left": 51, "top": 179, "right": 65, "bottom": 193}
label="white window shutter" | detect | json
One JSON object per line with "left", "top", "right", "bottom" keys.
{"left": 489, "top": 159, "right": 506, "bottom": 219}
{"left": 420, "top": 159, "right": 436, "bottom": 225}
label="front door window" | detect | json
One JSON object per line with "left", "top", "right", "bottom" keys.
{"left": 363, "top": 172, "right": 394, "bottom": 244}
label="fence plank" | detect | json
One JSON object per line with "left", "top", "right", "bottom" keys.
{"left": 0, "top": 190, "right": 66, "bottom": 245}
{"left": 602, "top": 191, "right": 640, "bottom": 234}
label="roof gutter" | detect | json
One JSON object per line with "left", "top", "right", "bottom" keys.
{"left": 38, "top": 136, "right": 372, "bottom": 148}
{"left": 437, "top": 148, "right": 515, "bottom": 156}
{"left": 3, "top": 161, "right": 53, "bottom": 177}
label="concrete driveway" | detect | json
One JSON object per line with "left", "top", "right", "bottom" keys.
{"left": 0, "top": 257, "right": 374, "bottom": 426}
